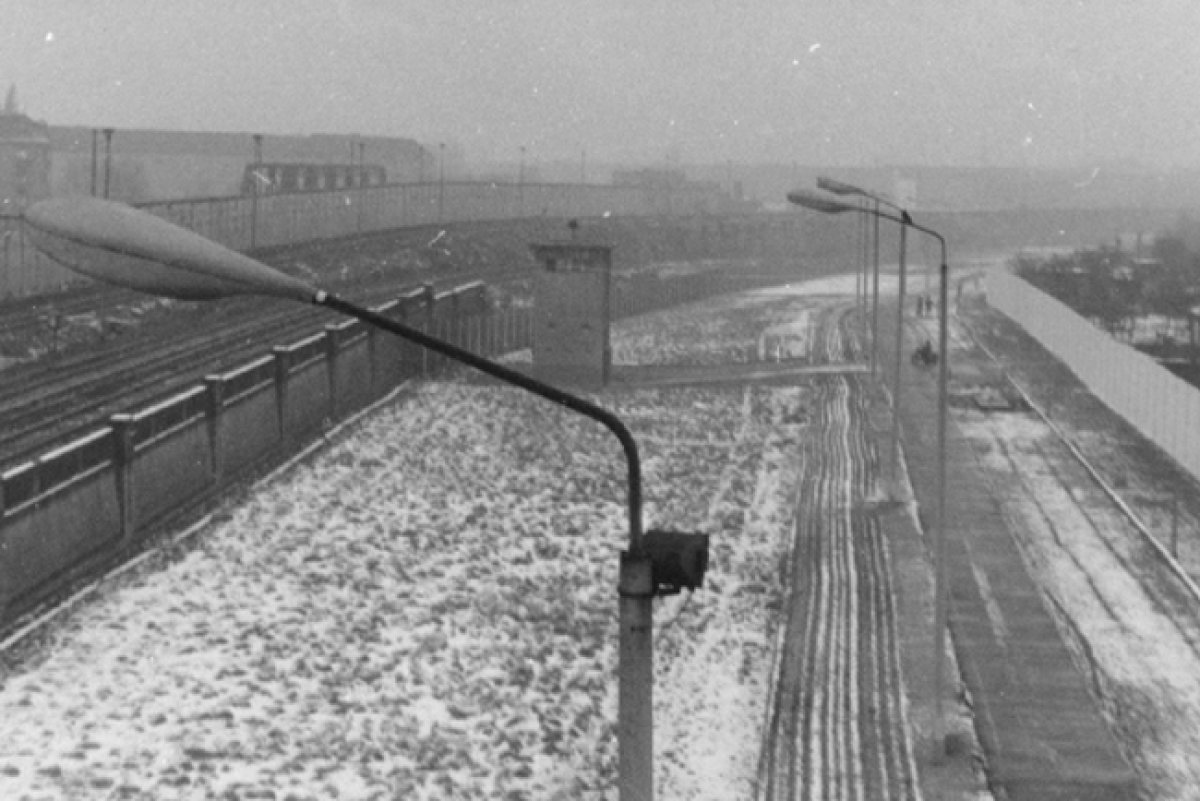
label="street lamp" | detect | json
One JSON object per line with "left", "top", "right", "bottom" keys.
{"left": 356, "top": 141, "right": 367, "bottom": 234}
{"left": 518, "top": 145, "right": 526, "bottom": 217}
{"left": 817, "top": 176, "right": 907, "bottom": 380}
{"left": 90, "top": 129, "right": 99, "bottom": 196}
{"left": 788, "top": 186, "right": 952, "bottom": 759}
{"left": 22, "top": 196, "right": 703, "bottom": 800}
{"left": 796, "top": 186, "right": 910, "bottom": 496}
{"left": 250, "top": 134, "right": 264, "bottom": 250}
{"left": 102, "top": 128, "right": 115, "bottom": 199}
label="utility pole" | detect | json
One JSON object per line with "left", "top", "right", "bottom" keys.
{"left": 250, "top": 134, "right": 263, "bottom": 249}
{"left": 102, "top": 128, "right": 115, "bottom": 199}
{"left": 90, "top": 129, "right": 99, "bottom": 196}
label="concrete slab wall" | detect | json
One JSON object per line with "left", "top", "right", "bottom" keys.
{"left": 131, "top": 418, "right": 213, "bottom": 527}
{"left": 218, "top": 384, "right": 281, "bottom": 478}
{"left": 330, "top": 327, "right": 374, "bottom": 417}
{"left": 988, "top": 270, "right": 1200, "bottom": 484}
{"left": 0, "top": 465, "right": 121, "bottom": 606}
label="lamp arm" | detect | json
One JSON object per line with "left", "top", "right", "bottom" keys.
{"left": 316, "top": 291, "right": 644, "bottom": 549}
{"left": 905, "top": 223, "right": 947, "bottom": 267}
{"left": 872, "top": 196, "right": 906, "bottom": 216}
{"left": 868, "top": 208, "right": 949, "bottom": 268}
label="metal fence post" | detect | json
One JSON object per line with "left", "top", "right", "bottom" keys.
{"left": 273, "top": 347, "right": 291, "bottom": 450}
{"left": 110, "top": 414, "right": 137, "bottom": 542}
{"left": 204, "top": 375, "right": 226, "bottom": 484}
{"left": 325, "top": 326, "right": 340, "bottom": 418}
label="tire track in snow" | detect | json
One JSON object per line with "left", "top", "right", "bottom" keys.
{"left": 755, "top": 302, "right": 920, "bottom": 801}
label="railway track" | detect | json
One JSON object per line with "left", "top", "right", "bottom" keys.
{"left": 0, "top": 267, "right": 524, "bottom": 471}
{"left": 756, "top": 301, "right": 922, "bottom": 800}
{"left": 0, "top": 285, "right": 151, "bottom": 361}
{"left": 0, "top": 299, "right": 323, "bottom": 457}
{"left": 0, "top": 210, "right": 715, "bottom": 469}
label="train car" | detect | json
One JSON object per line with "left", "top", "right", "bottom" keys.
{"left": 241, "top": 162, "right": 387, "bottom": 196}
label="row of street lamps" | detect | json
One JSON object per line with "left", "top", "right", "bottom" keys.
{"left": 789, "top": 179, "right": 952, "bottom": 759}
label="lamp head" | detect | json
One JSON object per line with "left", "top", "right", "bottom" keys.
{"left": 786, "top": 189, "right": 858, "bottom": 215}
{"left": 816, "top": 176, "right": 867, "bottom": 198}
{"left": 23, "top": 196, "right": 318, "bottom": 302}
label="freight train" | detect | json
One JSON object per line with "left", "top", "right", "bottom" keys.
{"left": 240, "top": 162, "right": 388, "bottom": 196}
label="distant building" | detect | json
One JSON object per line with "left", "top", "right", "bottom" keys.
{"left": 47, "top": 127, "right": 430, "bottom": 202}
{"left": 0, "top": 86, "right": 52, "bottom": 212}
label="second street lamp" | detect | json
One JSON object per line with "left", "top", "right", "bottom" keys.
{"left": 817, "top": 176, "right": 907, "bottom": 380}
{"left": 796, "top": 186, "right": 910, "bottom": 496}
{"left": 788, "top": 186, "right": 953, "bottom": 758}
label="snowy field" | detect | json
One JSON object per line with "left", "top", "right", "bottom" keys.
{"left": 0, "top": 285, "right": 845, "bottom": 800}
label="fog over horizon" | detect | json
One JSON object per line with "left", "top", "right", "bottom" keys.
{"left": 4, "top": 0, "right": 1200, "bottom": 171}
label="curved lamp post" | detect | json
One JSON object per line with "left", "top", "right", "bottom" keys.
{"left": 787, "top": 187, "right": 952, "bottom": 760}
{"left": 22, "top": 196, "right": 662, "bottom": 799}
{"left": 792, "top": 187, "right": 912, "bottom": 496}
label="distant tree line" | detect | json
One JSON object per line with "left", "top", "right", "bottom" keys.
{"left": 1015, "top": 218, "right": 1200, "bottom": 346}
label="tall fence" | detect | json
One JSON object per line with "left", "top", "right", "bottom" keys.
{"left": 0, "top": 179, "right": 727, "bottom": 300}
{"left": 0, "top": 266, "right": 762, "bottom": 628}
{"left": 987, "top": 269, "right": 1200, "bottom": 482}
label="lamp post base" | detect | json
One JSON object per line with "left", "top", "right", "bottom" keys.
{"left": 618, "top": 551, "right": 655, "bottom": 801}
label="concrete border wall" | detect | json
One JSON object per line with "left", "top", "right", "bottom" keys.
{"left": 988, "top": 269, "right": 1200, "bottom": 482}
{"left": 0, "top": 429, "right": 122, "bottom": 604}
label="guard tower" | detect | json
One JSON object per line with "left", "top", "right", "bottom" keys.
{"left": 0, "top": 87, "right": 51, "bottom": 212}
{"left": 530, "top": 242, "right": 612, "bottom": 388}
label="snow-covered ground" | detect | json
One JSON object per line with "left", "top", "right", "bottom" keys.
{"left": 954, "top": 397, "right": 1200, "bottom": 799}
{"left": 0, "top": 287, "right": 842, "bottom": 800}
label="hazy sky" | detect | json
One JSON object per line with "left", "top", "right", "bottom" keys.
{"left": 4, "top": 0, "right": 1200, "bottom": 168}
